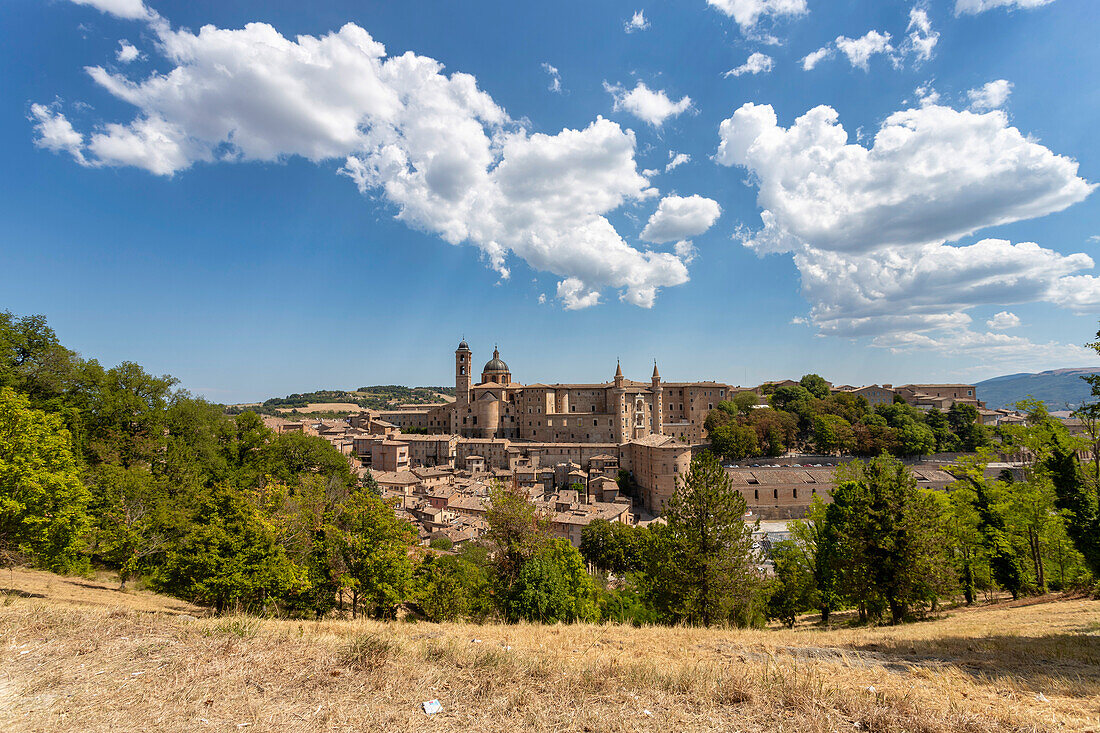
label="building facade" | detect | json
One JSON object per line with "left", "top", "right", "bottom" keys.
{"left": 428, "top": 341, "right": 738, "bottom": 444}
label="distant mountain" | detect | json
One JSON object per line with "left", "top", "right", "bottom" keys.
{"left": 976, "top": 368, "right": 1100, "bottom": 410}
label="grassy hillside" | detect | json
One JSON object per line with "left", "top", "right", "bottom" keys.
{"left": 2, "top": 568, "right": 1098, "bottom": 732}
{"left": 976, "top": 368, "right": 1100, "bottom": 410}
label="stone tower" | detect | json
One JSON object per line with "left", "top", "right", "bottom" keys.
{"left": 455, "top": 339, "right": 471, "bottom": 404}
{"left": 612, "top": 360, "right": 627, "bottom": 444}
{"left": 651, "top": 361, "right": 663, "bottom": 436}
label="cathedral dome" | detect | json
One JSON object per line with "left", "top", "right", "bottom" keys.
{"left": 482, "top": 348, "right": 509, "bottom": 374}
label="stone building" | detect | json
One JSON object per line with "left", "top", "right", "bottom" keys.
{"left": 423, "top": 341, "right": 739, "bottom": 444}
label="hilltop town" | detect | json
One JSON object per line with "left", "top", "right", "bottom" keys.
{"left": 258, "top": 341, "right": 1064, "bottom": 552}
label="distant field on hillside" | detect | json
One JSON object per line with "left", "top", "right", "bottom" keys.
{"left": 2, "top": 568, "right": 1097, "bottom": 732}
{"left": 227, "top": 385, "right": 456, "bottom": 416}
{"left": 275, "top": 402, "right": 363, "bottom": 414}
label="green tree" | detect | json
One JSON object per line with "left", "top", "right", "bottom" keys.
{"left": 812, "top": 414, "right": 854, "bottom": 455}
{"left": 484, "top": 480, "right": 551, "bottom": 592}
{"left": 0, "top": 387, "right": 90, "bottom": 572}
{"left": 650, "top": 451, "right": 759, "bottom": 626}
{"left": 505, "top": 539, "right": 597, "bottom": 623}
{"left": 1045, "top": 434, "right": 1100, "bottom": 578}
{"left": 709, "top": 423, "right": 759, "bottom": 461}
{"left": 413, "top": 552, "right": 491, "bottom": 622}
{"left": 829, "top": 457, "right": 956, "bottom": 623}
{"left": 339, "top": 491, "right": 418, "bottom": 618}
{"left": 949, "top": 456, "right": 1027, "bottom": 599}
{"left": 799, "top": 374, "right": 831, "bottom": 399}
{"left": 766, "top": 540, "right": 817, "bottom": 627}
{"left": 157, "top": 485, "right": 300, "bottom": 613}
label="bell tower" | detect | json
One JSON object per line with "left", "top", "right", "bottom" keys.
{"left": 651, "top": 361, "right": 663, "bottom": 436}
{"left": 455, "top": 339, "right": 471, "bottom": 405}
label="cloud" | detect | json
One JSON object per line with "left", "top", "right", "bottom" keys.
{"left": 674, "top": 240, "right": 698, "bottom": 265}
{"left": 641, "top": 194, "right": 722, "bottom": 243}
{"left": 801, "top": 47, "right": 833, "bottom": 70}
{"left": 967, "top": 79, "right": 1013, "bottom": 111}
{"left": 37, "top": 16, "right": 703, "bottom": 310}
{"left": 715, "top": 100, "right": 1097, "bottom": 340}
{"left": 803, "top": 12, "right": 938, "bottom": 72}
{"left": 68, "top": 0, "right": 152, "bottom": 20}
{"left": 716, "top": 102, "right": 1093, "bottom": 256}
{"left": 706, "top": 0, "right": 808, "bottom": 33}
{"left": 914, "top": 82, "right": 941, "bottom": 106}
{"left": 29, "top": 104, "right": 86, "bottom": 164}
{"left": 794, "top": 239, "right": 1099, "bottom": 335}
{"left": 724, "top": 52, "right": 774, "bottom": 77}
{"left": 901, "top": 8, "right": 939, "bottom": 63}
{"left": 665, "top": 151, "right": 690, "bottom": 171}
{"left": 116, "top": 39, "right": 141, "bottom": 63}
{"left": 557, "top": 277, "right": 601, "bottom": 309}
{"left": 541, "top": 63, "right": 562, "bottom": 93}
{"left": 987, "top": 310, "right": 1021, "bottom": 329}
{"left": 873, "top": 328, "right": 1095, "bottom": 371}
{"left": 835, "top": 31, "right": 893, "bottom": 70}
{"left": 955, "top": 0, "right": 1057, "bottom": 16}
{"left": 624, "top": 10, "right": 650, "bottom": 33}
{"left": 605, "top": 81, "right": 692, "bottom": 127}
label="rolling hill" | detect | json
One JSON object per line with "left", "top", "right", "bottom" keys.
{"left": 976, "top": 368, "right": 1100, "bottom": 410}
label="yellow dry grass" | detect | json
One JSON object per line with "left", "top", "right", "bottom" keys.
{"left": 1, "top": 570, "right": 1098, "bottom": 732}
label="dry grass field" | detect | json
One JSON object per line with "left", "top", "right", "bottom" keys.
{"left": 1, "top": 568, "right": 1098, "bottom": 732}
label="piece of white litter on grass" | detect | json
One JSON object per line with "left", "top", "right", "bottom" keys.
{"left": 470, "top": 639, "right": 482, "bottom": 644}
{"left": 422, "top": 699, "right": 442, "bottom": 715}
{"left": 643, "top": 709, "right": 653, "bottom": 716}
{"left": 866, "top": 686, "right": 876, "bottom": 693}
{"left": 502, "top": 645, "right": 512, "bottom": 650}
{"left": 1036, "top": 693, "right": 1049, "bottom": 702}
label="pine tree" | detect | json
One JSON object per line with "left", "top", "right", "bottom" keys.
{"left": 656, "top": 451, "right": 759, "bottom": 626}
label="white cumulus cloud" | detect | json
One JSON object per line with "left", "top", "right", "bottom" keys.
{"left": 641, "top": 194, "right": 722, "bottom": 243}
{"left": 901, "top": 8, "right": 939, "bottom": 63}
{"left": 35, "top": 15, "right": 705, "bottom": 310}
{"left": 987, "top": 311, "right": 1021, "bottom": 329}
{"left": 116, "top": 39, "right": 141, "bottom": 63}
{"left": 801, "top": 47, "right": 833, "bottom": 70}
{"left": 29, "top": 104, "right": 86, "bottom": 164}
{"left": 724, "top": 52, "right": 774, "bottom": 77}
{"left": 624, "top": 10, "right": 650, "bottom": 32}
{"left": 541, "top": 63, "right": 562, "bottom": 93}
{"left": 715, "top": 100, "right": 1097, "bottom": 348}
{"left": 706, "top": 0, "right": 808, "bottom": 33}
{"left": 716, "top": 102, "right": 1093, "bottom": 256}
{"left": 955, "top": 0, "right": 1057, "bottom": 15}
{"left": 665, "top": 152, "right": 691, "bottom": 172}
{"left": 835, "top": 30, "right": 894, "bottom": 70}
{"left": 605, "top": 81, "right": 692, "bottom": 127}
{"left": 968, "top": 79, "right": 1013, "bottom": 110}
{"left": 69, "top": 0, "right": 152, "bottom": 20}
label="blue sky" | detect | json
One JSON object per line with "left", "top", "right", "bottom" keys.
{"left": 2, "top": 0, "right": 1099, "bottom": 402}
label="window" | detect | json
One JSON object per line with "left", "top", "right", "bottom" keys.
{"left": 754, "top": 489, "right": 759, "bottom": 500}
{"left": 773, "top": 489, "right": 778, "bottom": 500}
{"left": 593, "top": 419, "right": 598, "bottom": 426}
{"left": 793, "top": 488, "right": 798, "bottom": 499}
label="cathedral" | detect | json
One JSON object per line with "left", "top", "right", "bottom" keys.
{"left": 439, "top": 341, "right": 736, "bottom": 444}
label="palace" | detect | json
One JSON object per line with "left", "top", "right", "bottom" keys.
{"left": 381, "top": 340, "right": 742, "bottom": 445}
